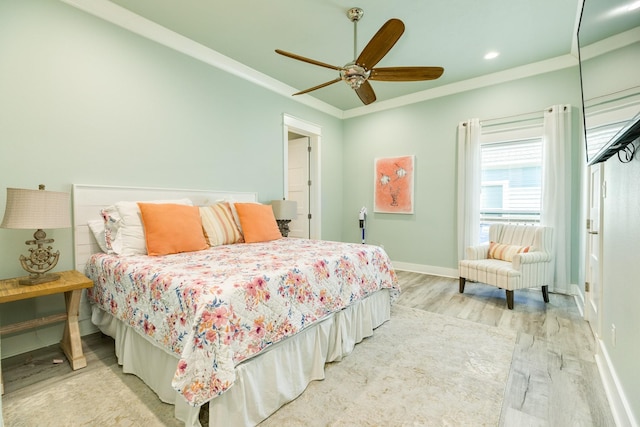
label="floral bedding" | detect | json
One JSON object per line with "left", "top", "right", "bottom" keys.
{"left": 85, "top": 238, "right": 399, "bottom": 406}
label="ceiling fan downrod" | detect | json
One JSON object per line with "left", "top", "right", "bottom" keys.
{"left": 347, "top": 7, "right": 363, "bottom": 61}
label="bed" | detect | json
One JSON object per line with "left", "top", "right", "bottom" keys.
{"left": 73, "top": 184, "right": 399, "bottom": 426}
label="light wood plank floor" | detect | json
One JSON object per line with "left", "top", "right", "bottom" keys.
{"left": 395, "top": 271, "right": 615, "bottom": 427}
{"left": 1, "top": 271, "right": 615, "bottom": 426}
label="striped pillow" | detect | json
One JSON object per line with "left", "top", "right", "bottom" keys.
{"left": 199, "top": 203, "right": 244, "bottom": 246}
{"left": 488, "top": 241, "right": 530, "bottom": 262}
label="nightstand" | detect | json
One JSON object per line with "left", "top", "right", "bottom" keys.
{"left": 0, "top": 270, "right": 93, "bottom": 394}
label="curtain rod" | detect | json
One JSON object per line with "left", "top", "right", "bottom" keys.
{"left": 479, "top": 105, "right": 570, "bottom": 127}
{"left": 480, "top": 110, "right": 544, "bottom": 127}
{"left": 461, "top": 105, "right": 569, "bottom": 127}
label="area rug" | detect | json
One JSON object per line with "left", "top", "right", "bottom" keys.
{"left": 3, "top": 305, "right": 516, "bottom": 426}
{"left": 260, "top": 304, "right": 517, "bottom": 426}
{"left": 2, "top": 363, "right": 181, "bottom": 427}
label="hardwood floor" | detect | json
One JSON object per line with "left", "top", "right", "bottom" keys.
{"left": 1, "top": 271, "right": 615, "bottom": 426}
{"left": 395, "top": 270, "right": 615, "bottom": 427}
{"left": 1, "top": 332, "right": 117, "bottom": 396}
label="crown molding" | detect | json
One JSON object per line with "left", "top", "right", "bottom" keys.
{"left": 343, "top": 55, "right": 579, "bottom": 118}
{"left": 62, "top": 0, "right": 632, "bottom": 120}
{"left": 60, "top": 0, "right": 345, "bottom": 119}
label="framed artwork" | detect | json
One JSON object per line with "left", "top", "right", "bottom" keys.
{"left": 374, "top": 155, "right": 415, "bottom": 214}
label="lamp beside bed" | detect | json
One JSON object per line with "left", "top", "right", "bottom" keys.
{"left": 270, "top": 199, "right": 297, "bottom": 237}
{"left": 1, "top": 185, "right": 71, "bottom": 285}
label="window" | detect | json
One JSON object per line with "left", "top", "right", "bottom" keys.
{"left": 479, "top": 128, "right": 543, "bottom": 243}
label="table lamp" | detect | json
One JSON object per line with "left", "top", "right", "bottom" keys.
{"left": 271, "top": 199, "right": 297, "bottom": 237}
{"left": 1, "top": 184, "right": 71, "bottom": 285}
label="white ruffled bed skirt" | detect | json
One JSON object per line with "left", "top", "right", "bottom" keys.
{"left": 91, "top": 289, "right": 391, "bottom": 426}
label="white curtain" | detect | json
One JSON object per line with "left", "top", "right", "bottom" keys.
{"left": 541, "top": 104, "right": 572, "bottom": 293}
{"left": 457, "top": 118, "right": 482, "bottom": 262}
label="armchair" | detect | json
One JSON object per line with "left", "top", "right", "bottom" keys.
{"left": 458, "top": 224, "right": 553, "bottom": 309}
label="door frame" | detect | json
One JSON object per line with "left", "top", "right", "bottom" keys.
{"left": 585, "top": 162, "right": 604, "bottom": 337}
{"left": 283, "top": 114, "right": 321, "bottom": 239}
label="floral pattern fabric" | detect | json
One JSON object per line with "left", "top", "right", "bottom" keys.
{"left": 85, "top": 238, "right": 399, "bottom": 406}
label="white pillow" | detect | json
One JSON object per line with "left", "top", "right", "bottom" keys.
{"left": 106, "top": 198, "right": 193, "bottom": 256}
{"left": 87, "top": 219, "right": 109, "bottom": 253}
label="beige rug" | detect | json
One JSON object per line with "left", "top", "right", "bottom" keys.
{"left": 2, "top": 363, "right": 181, "bottom": 427}
{"left": 3, "top": 305, "right": 516, "bottom": 427}
{"left": 260, "top": 305, "right": 517, "bottom": 427}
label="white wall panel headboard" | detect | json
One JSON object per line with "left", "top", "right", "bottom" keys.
{"left": 72, "top": 184, "right": 258, "bottom": 273}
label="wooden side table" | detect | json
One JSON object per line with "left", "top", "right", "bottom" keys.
{"left": 0, "top": 270, "right": 93, "bottom": 394}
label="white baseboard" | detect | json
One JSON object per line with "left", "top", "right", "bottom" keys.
{"left": 571, "top": 283, "right": 585, "bottom": 317}
{"left": 596, "top": 339, "right": 639, "bottom": 427}
{"left": 392, "top": 261, "right": 458, "bottom": 278}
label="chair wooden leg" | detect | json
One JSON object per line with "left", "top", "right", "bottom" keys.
{"left": 542, "top": 285, "right": 549, "bottom": 303}
{"left": 506, "top": 290, "right": 514, "bottom": 310}
{"left": 459, "top": 277, "right": 466, "bottom": 293}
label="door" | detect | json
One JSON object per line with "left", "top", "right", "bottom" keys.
{"left": 585, "top": 163, "right": 603, "bottom": 336}
{"left": 283, "top": 114, "right": 321, "bottom": 239}
{"left": 287, "top": 137, "right": 310, "bottom": 238}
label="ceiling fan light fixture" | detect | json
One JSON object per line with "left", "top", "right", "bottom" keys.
{"left": 340, "top": 63, "right": 370, "bottom": 89}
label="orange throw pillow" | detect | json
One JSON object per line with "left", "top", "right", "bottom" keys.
{"left": 234, "top": 203, "right": 282, "bottom": 243}
{"left": 138, "top": 203, "right": 208, "bottom": 256}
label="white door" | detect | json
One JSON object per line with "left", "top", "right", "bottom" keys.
{"left": 287, "top": 137, "right": 310, "bottom": 238}
{"left": 585, "top": 163, "right": 603, "bottom": 336}
{"left": 283, "top": 114, "right": 321, "bottom": 239}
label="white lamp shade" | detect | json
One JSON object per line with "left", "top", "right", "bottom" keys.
{"left": 271, "top": 199, "right": 297, "bottom": 220}
{"left": 1, "top": 187, "right": 71, "bottom": 230}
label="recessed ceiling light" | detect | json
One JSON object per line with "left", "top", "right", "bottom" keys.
{"left": 484, "top": 51, "right": 500, "bottom": 60}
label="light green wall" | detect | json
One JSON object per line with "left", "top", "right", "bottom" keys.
{"left": 602, "top": 157, "right": 640, "bottom": 424}
{"left": 583, "top": 42, "right": 640, "bottom": 423}
{"left": 602, "top": 155, "right": 640, "bottom": 424}
{"left": 0, "top": 0, "right": 343, "bottom": 356}
{"left": 342, "top": 68, "right": 583, "bottom": 278}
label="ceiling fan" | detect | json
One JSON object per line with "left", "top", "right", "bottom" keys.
{"left": 275, "top": 7, "right": 444, "bottom": 106}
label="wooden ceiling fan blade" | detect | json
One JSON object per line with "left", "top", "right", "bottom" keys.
{"left": 293, "top": 78, "right": 342, "bottom": 96}
{"left": 356, "top": 19, "right": 404, "bottom": 70}
{"left": 355, "top": 80, "right": 377, "bottom": 105}
{"left": 275, "top": 49, "right": 341, "bottom": 71}
{"left": 370, "top": 66, "right": 445, "bottom": 81}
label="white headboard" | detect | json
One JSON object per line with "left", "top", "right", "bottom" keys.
{"left": 72, "top": 184, "right": 258, "bottom": 272}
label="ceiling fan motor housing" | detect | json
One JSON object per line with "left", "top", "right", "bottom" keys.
{"left": 340, "top": 62, "right": 370, "bottom": 89}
